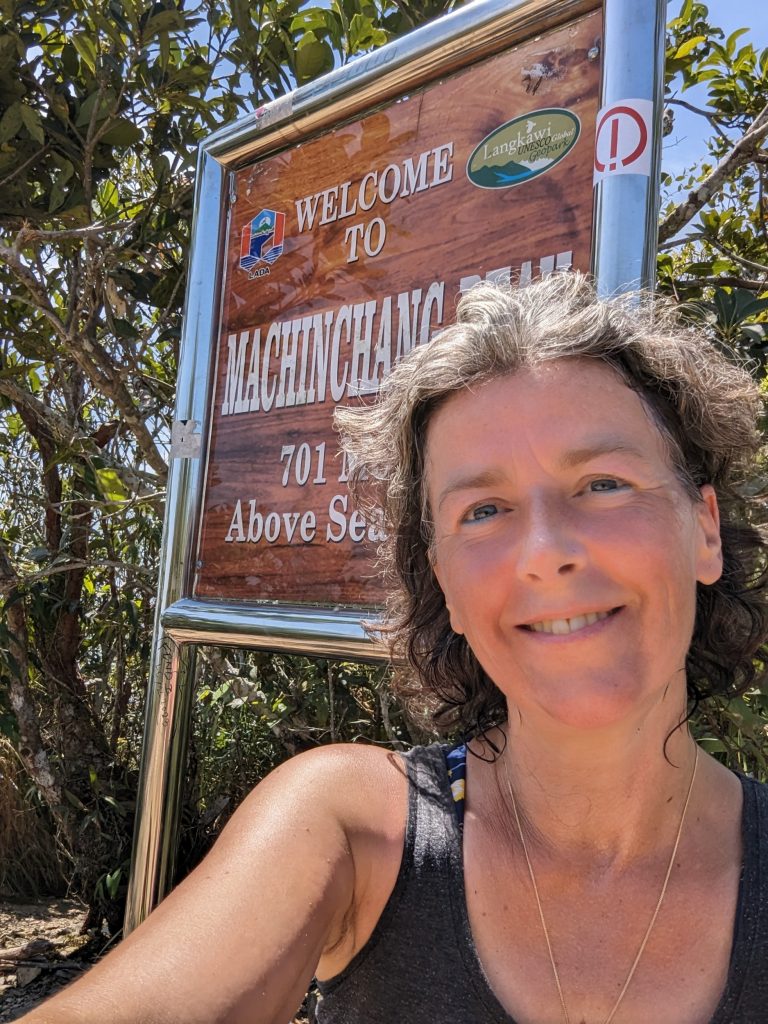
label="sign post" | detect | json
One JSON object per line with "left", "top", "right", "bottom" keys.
{"left": 592, "top": 0, "right": 666, "bottom": 293}
{"left": 125, "top": 0, "right": 666, "bottom": 933}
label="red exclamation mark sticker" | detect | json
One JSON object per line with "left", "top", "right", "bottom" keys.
{"left": 608, "top": 117, "right": 620, "bottom": 172}
{"left": 594, "top": 100, "right": 653, "bottom": 184}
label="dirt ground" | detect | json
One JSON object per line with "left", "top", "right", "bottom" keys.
{"left": 0, "top": 897, "right": 94, "bottom": 1021}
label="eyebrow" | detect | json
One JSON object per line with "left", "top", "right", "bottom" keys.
{"left": 436, "top": 469, "right": 509, "bottom": 512}
{"left": 435, "top": 438, "right": 649, "bottom": 512}
{"left": 556, "top": 438, "right": 648, "bottom": 470}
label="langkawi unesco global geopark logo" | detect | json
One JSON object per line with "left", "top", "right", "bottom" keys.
{"left": 239, "top": 208, "right": 286, "bottom": 278}
{"left": 467, "top": 108, "right": 581, "bottom": 189}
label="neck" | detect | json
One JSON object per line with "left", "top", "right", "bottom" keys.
{"left": 492, "top": 695, "right": 699, "bottom": 870}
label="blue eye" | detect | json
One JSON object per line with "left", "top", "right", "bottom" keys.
{"left": 589, "top": 478, "right": 623, "bottom": 492}
{"left": 469, "top": 503, "right": 499, "bottom": 521}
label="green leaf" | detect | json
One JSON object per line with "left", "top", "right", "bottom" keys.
{"left": 48, "top": 90, "right": 70, "bottom": 121}
{"left": 742, "top": 324, "right": 768, "bottom": 345}
{"left": 143, "top": 10, "right": 186, "bottom": 40}
{"left": 95, "top": 467, "right": 128, "bottom": 502}
{"left": 105, "top": 868, "right": 123, "bottom": 898}
{"left": 0, "top": 361, "right": 43, "bottom": 380}
{"left": 64, "top": 788, "right": 87, "bottom": 811}
{"left": 348, "top": 12, "right": 387, "bottom": 52}
{"left": 290, "top": 9, "right": 334, "bottom": 32}
{"left": 100, "top": 119, "right": 142, "bottom": 146}
{"left": 738, "top": 298, "right": 768, "bottom": 319}
{"left": 114, "top": 317, "right": 139, "bottom": 339}
{"left": 698, "top": 737, "right": 727, "bottom": 753}
{"left": 725, "top": 27, "right": 749, "bottom": 57}
{"left": 72, "top": 32, "right": 98, "bottom": 74}
{"left": 682, "top": 261, "right": 718, "bottom": 277}
{"left": 98, "top": 179, "right": 119, "bottom": 216}
{"left": 674, "top": 35, "right": 707, "bottom": 59}
{"left": 0, "top": 34, "right": 17, "bottom": 74}
{"left": 159, "top": 30, "right": 170, "bottom": 71}
{"left": 61, "top": 42, "right": 79, "bottom": 76}
{"left": 294, "top": 31, "right": 334, "bottom": 83}
{"left": 5, "top": 413, "right": 23, "bottom": 438}
{"left": 76, "top": 90, "right": 108, "bottom": 128}
{"left": 91, "top": 10, "right": 127, "bottom": 49}
{"left": 0, "top": 101, "right": 22, "bottom": 144}
{"left": 49, "top": 181, "right": 68, "bottom": 212}
{"left": 58, "top": 158, "right": 75, "bottom": 185}
{"left": 19, "top": 104, "right": 44, "bottom": 143}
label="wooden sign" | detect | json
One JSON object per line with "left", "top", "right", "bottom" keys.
{"left": 194, "top": 8, "right": 602, "bottom": 607}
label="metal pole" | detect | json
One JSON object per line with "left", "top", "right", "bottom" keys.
{"left": 591, "top": 0, "right": 667, "bottom": 294}
{"left": 124, "top": 150, "right": 226, "bottom": 934}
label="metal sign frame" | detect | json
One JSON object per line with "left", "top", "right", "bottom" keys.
{"left": 125, "top": 0, "right": 666, "bottom": 932}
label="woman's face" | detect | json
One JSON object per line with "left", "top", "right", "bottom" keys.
{"left": 426, "top": 359, "right": 723, "bottom": 732}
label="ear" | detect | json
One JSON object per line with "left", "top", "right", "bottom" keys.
{"left": 431, "top": 555, "right": 465, "bottom": 636}
{"left": 695, "top": 484, "right": 723, "bottom": 586}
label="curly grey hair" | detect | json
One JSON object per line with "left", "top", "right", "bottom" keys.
{"left": 335, "top": 271, "right": 768, "bottom": 737}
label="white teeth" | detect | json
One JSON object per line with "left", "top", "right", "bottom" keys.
{"left": 528, "top": 610, "right": 612, "bottom": 635}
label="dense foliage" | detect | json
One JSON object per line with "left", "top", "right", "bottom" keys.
{"left": 0, "top": 0, "right": 766, "bottom": 925}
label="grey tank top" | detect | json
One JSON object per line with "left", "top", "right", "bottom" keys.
{"left": 314, "top": 743, "right": 768, "bottom": 1023}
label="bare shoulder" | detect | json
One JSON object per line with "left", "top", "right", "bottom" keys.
{"left": 232, "top": 740, "right": 409, "bottom": 840}
{"left": 18, "top": 743, "right": 410, "bottom": 1024}
{"left": 237, "top": 741, "right": 410, "bottom": 978}
{"left": 287, "top": 740, "right": 407, "bottom": 817}
{"left": 262, "top": 743, "right": 411, "bottom": 980}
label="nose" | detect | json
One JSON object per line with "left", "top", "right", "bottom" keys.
{"left": 514, "top": 497, "right": 586, "bottom": 583}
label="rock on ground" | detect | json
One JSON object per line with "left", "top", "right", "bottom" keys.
{"left": 0, "top": 898, "right": 92, "bottom": 1021}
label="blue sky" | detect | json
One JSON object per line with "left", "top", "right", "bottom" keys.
{"left": 663, "top": 0, "right": 767, "bottom": 180}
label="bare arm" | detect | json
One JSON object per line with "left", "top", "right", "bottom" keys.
{"left": 19, "top": 747, "right": 360, "bottom": 1024}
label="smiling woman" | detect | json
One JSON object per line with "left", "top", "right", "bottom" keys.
{"left": 338, "top": 273, "right": 767, "bottom": 741}
{"left": 327, "top": 272, "right": 768, "bottom": 1023}
{"left": 18, "top": 274, "right": 768, "bottom": 1024}
{"left": 423, "top": 361, "right": 723, "bottom": 734}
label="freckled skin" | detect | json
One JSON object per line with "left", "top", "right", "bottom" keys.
{"left": 427, "top": 360, "right": 723, "bottom": 733}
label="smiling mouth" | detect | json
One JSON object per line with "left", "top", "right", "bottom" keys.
{"left": 520, "top": 607, "right": 622, "bottom": 635}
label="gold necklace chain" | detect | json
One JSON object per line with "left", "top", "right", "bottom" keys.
{"left": 503, "top": 744, "right": 699, "bottom": 1024}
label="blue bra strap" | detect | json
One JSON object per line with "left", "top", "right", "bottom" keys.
{"left": 443, "top": 742, "right": 467, "bottom": 833}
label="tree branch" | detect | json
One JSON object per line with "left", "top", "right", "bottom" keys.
{"left": 0, "top": 541, "right": 62, "bottom": 809}
{"left": 0, "top": 375, "right": 160, "bottom": 496}
{"left": 0, "top": 241, "right": 66, "bottom": 334}
{"left": 0, "top": 237, "right": 168, "bottom": 479}
{"left": 12, "top": 557, "right": 156, "bottom": 589}
{"left": 69, "top": 327, "right": 169, "bottom": 478}
{"left": 667, "top": 97, "right": 731, "bottom": 145}
{"left": 658, "top": 231, "right": 707, "bottom": 252}
{"left": 15, "top": 222, "right": 133, "bottom": 243}
{"left": 0, "top": 376, "right": 73, "bottom": 444}
{"left": 676, "top": 274, "right": 767, "bottom": 290}
{"left": 706, "top": 236, "right": 768, "bottom": 275}
{"left": 0, "top": 143, "right": 51, "bottom": 193}
{"left": 658, "top": 102, "right": 768, "bottom": 244}
{"left": 667, "top": 97, "right": 725, "bottom": 120}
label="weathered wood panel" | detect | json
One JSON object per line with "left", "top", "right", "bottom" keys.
{"left": 195, "top": 9, "right": 602, "bottom": 607}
